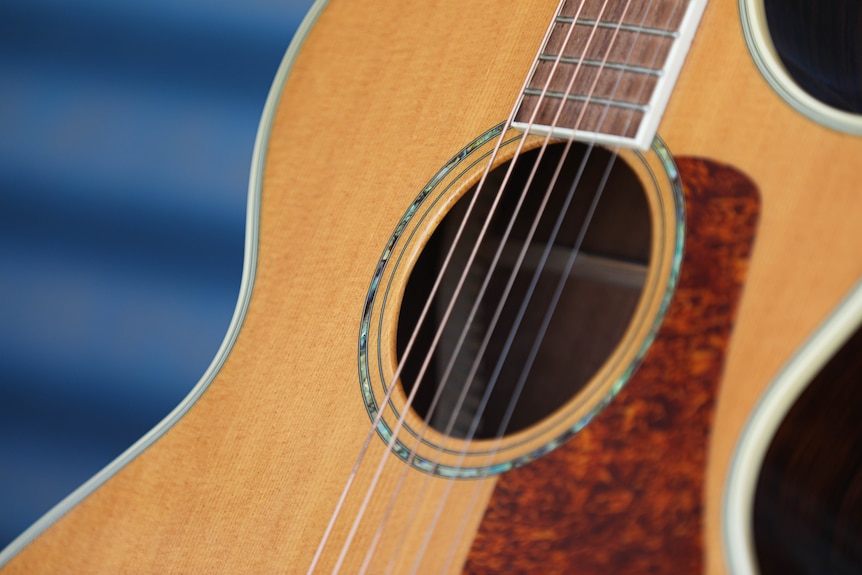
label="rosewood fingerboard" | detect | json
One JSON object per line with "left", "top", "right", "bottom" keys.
{"left": 464, "top": 157, "right": 760, "bottom": 574}
{"left": 514, "top": 0, "right": 703, "bottom": 148}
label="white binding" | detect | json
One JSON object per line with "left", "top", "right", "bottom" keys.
{"left": 724, "top": 278, "right": 862, "bottom": 574}
{"left": 739, "top": 0, "right": 862, "bottom": 135}
{"left": 0, "top": 0, "right": 332, "bottom": 565}
{"left": 634, "top": 0, "right": 708, "bottom": 149}
{"left": 10, "top": 0, "right": 860, "bottom": 567}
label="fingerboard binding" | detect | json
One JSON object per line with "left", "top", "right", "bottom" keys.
{"left": 513, "top": 0, "right": 708, "bottom": 150}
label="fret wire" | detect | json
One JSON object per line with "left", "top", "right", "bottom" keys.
{"left": 515, "top": 0, "right": 710, "bottom": 146}
{"left": 522, "top": 88, "right": 650, "bottom": 112}
{"left": 555, "top": 16, "right": 680, "bottom": 38}
{"left": 537, "top": 53, "right": 663, "bottom": 76}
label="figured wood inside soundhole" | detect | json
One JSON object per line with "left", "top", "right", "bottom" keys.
{"left": 397, "top": 143, "right": 652, "bottom": 440}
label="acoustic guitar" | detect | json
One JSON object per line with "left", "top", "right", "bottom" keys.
{"left": 1, "top": 0, "right": 861, "bottom": 573}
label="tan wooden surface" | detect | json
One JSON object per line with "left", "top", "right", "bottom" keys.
{"left": 662, "top": 1, "right": 862, "bottom": 573}
{"left": 4, "top": 0, "right": 862, "bottom": 573}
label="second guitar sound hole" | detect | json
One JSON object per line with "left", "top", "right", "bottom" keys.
{"left": 397, "top": 142, "right": 652, "bottom": 440}
{"left": 764, "top": 0, "right": 862, "bottom": 114}
{"left": 753, "top": 323, "right": 862, "bottom": 575}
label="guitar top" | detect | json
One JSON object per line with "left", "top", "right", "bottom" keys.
{"left": 2, "top": 0, "right": 861, "bottom": 573}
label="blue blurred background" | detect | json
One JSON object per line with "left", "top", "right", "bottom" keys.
{"left": 0, "top": 0, "right": 313, "bottom": 549}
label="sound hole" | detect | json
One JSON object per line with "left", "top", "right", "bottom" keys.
{"left": 764, "top": 0, "right": 862, "bottom": 113}
{"left": 753, "top": 323, "right": 862, "bottom": 574}
{"left": 396, "top": 142, "right": 651, "bottom": 440}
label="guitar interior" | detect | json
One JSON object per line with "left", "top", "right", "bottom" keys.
{"left": 754, "top": 321, "right": 862, "bottom": 574}
{"left": 397, "top": 142, "right": 652, "bottom": 440}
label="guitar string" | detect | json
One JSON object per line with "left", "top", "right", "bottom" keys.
{"left": 389, "top": 0, "right": 686, "bottom": 563}
{"left": 356, "top": 0, "right": 630, "bottom": 571}
{"left": 341, "top": 4, "right": 642, "bottom": 573}
{"left": 343, "top": 0, "right": 675, "bottom": 566}
{"left": 363, "top": 1, "right": 650, "bottom": 572}
{"left": 326, "top": 3, "right": 603, "bottom": 572}
{"left": 307, "top": 110, "right": 518, "bottom": 575}
{"left": 304, "top": 1, "right": 569, "bottom": 571}
{"left": 325, "top": 0, "right": 682, "bottom": 568}
{"left": 402, "top": 0, "right": 680, "bottom": 571}
{"left": 432, "top": 1, "right": 687, "bottom": 571}
{"left": 388, "top": 0, "right": 682, "bottom": 569}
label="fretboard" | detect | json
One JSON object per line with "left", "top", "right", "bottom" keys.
{"left": 513, "top": 0, "right": 707, "bottom": 150}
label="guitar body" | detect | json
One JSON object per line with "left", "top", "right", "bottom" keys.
{"left": 3, "top": 0, "right": 862, "bottom": 573}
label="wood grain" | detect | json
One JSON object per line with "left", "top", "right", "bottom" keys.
{"left": 0, "top": 1, "right": 559, "bottom": 572}
{"left": 562, "top": 0, "right": 689, "bottom": 30}
{"left": 464, "top": 157, "right": 759, "bottom": 574}
{"left": 662, "top": 2, "right": 862, "bottom": 572}
{"left": 515, "top": 0, "right": 687, "bottom": 137}
{"left": 2, "top": 0, "right": 862, "bottom": 573}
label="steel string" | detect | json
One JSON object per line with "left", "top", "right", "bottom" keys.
{"left": 305, "top": 0, "right": 570, "bottom": 571}
{"left": 434, "top": 1, "right": 689, "bottom": 571}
